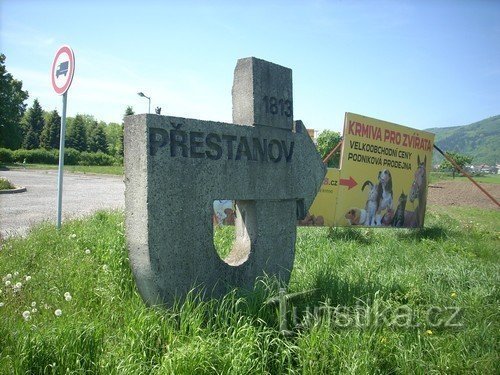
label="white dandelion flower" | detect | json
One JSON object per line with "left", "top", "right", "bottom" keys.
{"left": 85, "top": 249, "right": 91, "bottom": 254}
{"left": 70, "top": 234, "right": 77, "bottom": 239}
{"left": 31, "top": 301, "right": 36, "bottom": 307}
{"left": 5, "top": 280, "right": 11, "bottom": 287}
{"left": 0, "top": 302, "right": 4, "bottom": 307}
{"left": 65, "top": 295, "right": 72, "bottom": 301}
{"left": 22, "top": 310, "right": 31, "bottom": 321}
{"left": 13, "top": 271, "right": 19, "bottom": 277}
{"left": 31, "top": 308, "right": 38, "bottom": 313}
{"left": 13, "top": 282, "right": 22, "bottom": 292}
{"left": 25, "top": 275, "right": 32, "bottom": 282}
{"left": 54, "top": 309, "right": 62, "bottom": 317}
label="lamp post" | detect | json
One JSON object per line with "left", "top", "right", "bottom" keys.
{"left": 137, "top": 92, "right": 151, "bottom": 114}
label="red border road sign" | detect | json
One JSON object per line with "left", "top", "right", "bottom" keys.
{"left": 51, "top": 45, "right": 75, "bottom": 95}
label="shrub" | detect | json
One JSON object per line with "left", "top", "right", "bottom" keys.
{"left": 64, "top": 148, "right": 81, "bottom": 165}
{"left": 0, "top": 148, "right": 14, "bottom": 163}
{"left": 12, "top": 149, "right": 29, "bottom": 163}
{"left": 0, "top": 148, "right": 121, "bottom": 166}
{"left": 0, "top": 177, "right": 14, "bottom": 190}
{"left": 12, "top": 148, "right": 58, "bottom": 164}
{"left": 78, "top": 151, "right": 115, "bottom": 166}
{"left": 113, "top": 156, "right": 124, "bottom": 166}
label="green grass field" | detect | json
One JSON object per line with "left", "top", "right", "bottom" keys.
{"left": 2, "top": 163, "right": 123, "bottom": 176}
{"left": 1, "top": 207, "right": 498, "bottom": 374}
{"left": 430, "top": 171, "right": 500, "bottom": 184}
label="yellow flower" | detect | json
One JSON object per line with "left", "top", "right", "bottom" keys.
{"left": 451, "top": 292, "right": 457, "bottom": 298}
{"left": 425, "top": 329, "right": 433, "bottom": 335}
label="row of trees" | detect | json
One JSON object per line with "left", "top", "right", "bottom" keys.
{"left": 0, "top": 53, "right": 134, "bottom": 158}
{"left": 8, "top": 98, "right": 133, "bottom": 158}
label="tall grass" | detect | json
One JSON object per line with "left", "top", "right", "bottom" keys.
{"left": 0, "top": 207, "right": 498, "bottom": 373}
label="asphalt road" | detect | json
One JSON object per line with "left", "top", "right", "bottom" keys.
{"left": 0, "top": 169, "right": 124, "bottom": 238}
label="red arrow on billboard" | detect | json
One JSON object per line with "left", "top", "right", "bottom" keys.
{"left": 339, "top": 176, "right": 357, "bottom": 190}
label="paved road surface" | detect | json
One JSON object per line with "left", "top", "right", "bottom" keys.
{"left": 0, "top": 169, "right": 124, "bottom": 238}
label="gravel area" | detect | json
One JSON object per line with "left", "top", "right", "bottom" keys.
{"left": 0, "top": 169, "right": 124, "bottom": 238}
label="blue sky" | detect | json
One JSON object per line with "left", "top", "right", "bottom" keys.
{"left": 1, "top": 0, "right": 499, "bottom": 132}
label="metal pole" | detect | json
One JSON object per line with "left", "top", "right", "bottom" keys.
{"left": 57, "top": 92, "right": 68, "bottom": 229}
{"left": 433, "top": 145, "right": 500, "bottom": 208}
{"left": 148, "top": 97, "right": 151, "bottom": 114}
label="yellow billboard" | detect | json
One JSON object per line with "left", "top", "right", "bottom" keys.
{"left": 307, "top": 113, "right": 435, "bottom": 228}
{"left": 302, "top": 168, "right": 339, "bottom": 226}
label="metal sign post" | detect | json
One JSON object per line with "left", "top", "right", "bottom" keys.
{"left": 56, "top": 92, "right": 68, "bottom": 229}
{"left": 51, "top": 45, "right": 75, "bottom": 229}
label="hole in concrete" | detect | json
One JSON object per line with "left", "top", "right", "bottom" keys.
{"left": 213, "top": 200, "right": 236, "bottom": 260}
{"left": 212, "top": 200, "right": 255, "bottom": 266}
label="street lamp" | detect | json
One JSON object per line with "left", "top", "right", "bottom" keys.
{"left": 137, "top": 92, "right": 151, "bottom": 114}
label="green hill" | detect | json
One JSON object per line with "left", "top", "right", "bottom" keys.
{"left": 427, "top": 115, "right": 500, "bottom": 166}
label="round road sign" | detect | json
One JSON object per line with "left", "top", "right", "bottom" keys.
{"left": 51, "top": 45, "right": 75, "bottom": 95}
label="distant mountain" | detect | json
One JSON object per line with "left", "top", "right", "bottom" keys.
{"left": 426, "top": 115, "right": 500, "bottom": 166}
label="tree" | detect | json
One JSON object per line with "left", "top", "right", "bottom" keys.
{"left": 66, "top": 114, "right": 87, "bottom": 151}
{"left": 438, "top": 151, "right": 473, "bottom": 178}
{"left": 0, "top": 54, "right": 29, "bottom": 149}
{"left": 39, "top": 121, "right": 51, "bottom": 149}
{"left": 124, "top": 106, "right": 135, "bottom": 116}
{"left": 316, "top": 130, "right": 342, "bottom": 168}
{"left": 87, "top": 121, "right": 109, "bottom": 153}
{"left": 40, "top": 110, "right": 61, "bottom": 149}
{"left": 22, "top": 99, "right": 45, "bottom": 149}
{"left": 105, "top": 122, "right": 123, "bottom": 156}
{"left": 22, "top": 128, "right": 39, "bottom": 150}
{"left": 48, "top": 110, "right": 61, "bottom": 149}
{"left": 79, "top": 114, "right": 97, "bottom": 133}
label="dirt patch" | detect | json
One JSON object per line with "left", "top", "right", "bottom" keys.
{"left": 427, "top": 181, "right": 500, "bottom": 210}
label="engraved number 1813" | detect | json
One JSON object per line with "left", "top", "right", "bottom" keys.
{"left": 263, "top": 96, "right": 292, "bottom": 117}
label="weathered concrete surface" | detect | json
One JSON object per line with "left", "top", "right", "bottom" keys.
{"left": 232, "top": 57, "right": 293, "bottom": 130}
{"left": 0, "top": 169, "right": 124, "bottom": 238}
{"left": 125, "top": 57, "right": 326, "bottom": 306}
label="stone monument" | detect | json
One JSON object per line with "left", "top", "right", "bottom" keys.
{"left": 124, "top": 57, "right": 326, "bottom": 306}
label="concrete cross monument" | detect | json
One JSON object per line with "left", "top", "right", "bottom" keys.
{"left": 125, "top": 57, "right": 326, "bottom": 306}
